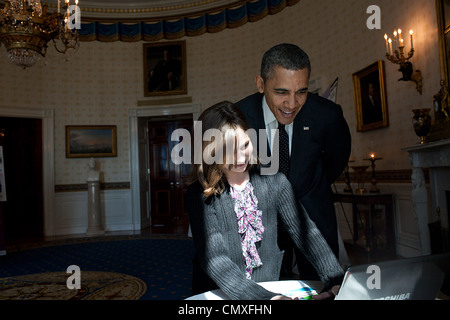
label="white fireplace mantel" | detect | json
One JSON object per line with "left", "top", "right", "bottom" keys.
{"left": 402, "top": 138, "right": 450, "bottom": 255}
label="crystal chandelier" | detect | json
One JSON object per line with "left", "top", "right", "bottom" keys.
{"left": 0, "top": 0, "right": 80, "bottom": 68}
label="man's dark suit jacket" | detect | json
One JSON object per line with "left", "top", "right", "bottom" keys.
{"left": 236, "top": 92, "right": 351, "bottom": 255}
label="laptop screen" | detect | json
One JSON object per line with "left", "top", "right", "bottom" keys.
{"left": 335, "top": 253, "right": 450, "bottom": 300}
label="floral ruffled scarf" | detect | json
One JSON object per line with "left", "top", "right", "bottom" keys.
{"left": 230, "top": 181, "right": 265, "bottom": 279}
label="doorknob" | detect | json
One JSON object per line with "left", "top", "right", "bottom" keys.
{"left": 176, "top": 181, "right": 180, "bottom": 188}
{"left": 170, "top": 182, "right": 174, "bottom": 189}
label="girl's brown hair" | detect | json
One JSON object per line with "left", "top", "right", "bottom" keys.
{"left": 189, "top": 101, "right": 257, "bottom": 197}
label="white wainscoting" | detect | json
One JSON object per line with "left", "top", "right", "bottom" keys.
{"left": 54, "top": 182, "right": 426, "bottom": 257}
{"left": 334, "top": 183, "right": 429, "bottom": 258}
{"left": 54, "top": 189, "right": 134, "bottom": 236}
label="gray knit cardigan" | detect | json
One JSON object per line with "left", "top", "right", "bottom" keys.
{"left": 186, "top": 170, "right": 344, "bottom": 300}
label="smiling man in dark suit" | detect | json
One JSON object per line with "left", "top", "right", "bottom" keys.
{"left": 236, "top": 43, "right": 351, "bottom": 280}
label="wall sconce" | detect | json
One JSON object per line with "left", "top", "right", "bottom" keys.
{"left": 384, "top": 29, "right": 423, "bottom": 94}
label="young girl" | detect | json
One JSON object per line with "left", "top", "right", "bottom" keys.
{"left": 186, "top": 101, "right": 343, "bottom": 300}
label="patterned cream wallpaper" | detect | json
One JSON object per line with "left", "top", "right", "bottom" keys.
{"left": 0, "top": 0, "right": 442, "bottom": 186}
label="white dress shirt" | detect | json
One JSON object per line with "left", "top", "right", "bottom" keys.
{"left": 262, "top": 96, "right": 293, "bottom": 156}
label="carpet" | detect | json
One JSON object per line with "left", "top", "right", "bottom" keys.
{"left": 0, "top": 237, "right": 194, "bottom": 300}
{"left": 0, "top": 271, "right": 147, "bottom": 300}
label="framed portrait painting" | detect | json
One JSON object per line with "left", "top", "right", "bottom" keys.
{"left": 66, "top": 125, "right": 117, "bottom": 158}
{"left": 143, "top": 41, "right": 187, "bottom": 97}
{"left": 352, "top": 61, "right": 389, "bottom": 132}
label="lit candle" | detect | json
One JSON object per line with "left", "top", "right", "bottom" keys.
{"left": 393, "top": 30, "right": 397, "bottom": 51}
{"left": 410, "top": 29, "right": 414, "bottom": 49}
{"left": 388, "top": 38, "right": 392, "bottom": 55}
{"left": 370, "top": 153, "right": 375, "bottom": 159}
{"left": 398, "top": 29, "right": 403, "bottom": 46}
{"left": 384, "top": 34, "right": 389, "bottom": 54}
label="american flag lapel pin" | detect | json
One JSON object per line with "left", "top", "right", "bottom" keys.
{"left": 303, "top": 126, "right": 310, "bottom": 131}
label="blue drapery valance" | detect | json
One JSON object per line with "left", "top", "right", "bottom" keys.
{"left": 79, "top": 0, "right": 300, "bottom": 42}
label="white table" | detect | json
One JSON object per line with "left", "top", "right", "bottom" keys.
{"left": 185, "top": 280, "right": 323, "bottom": 300}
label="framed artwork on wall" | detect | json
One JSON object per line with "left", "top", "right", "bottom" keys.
{"left": 352, "top": 60, "right": 389, "bottom": 132}
{"left": 143, "top": 40, "right": 187, "bottom": 97}
{"left": 66, "top": 125, "right": 117, "bottom": 158}
{"left": 429, "top": 0, "right": 450, "bottom": 141}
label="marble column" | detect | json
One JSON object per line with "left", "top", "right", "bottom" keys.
{"left": 410, "top": 166, "right": 431, "bottom": 255}
{"left": 86, "top": 158, "right": 104, "bottom": 236}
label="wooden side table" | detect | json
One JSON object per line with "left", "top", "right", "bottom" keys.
{"left": 334, "top": 193, "right": 395, "bottom": 255}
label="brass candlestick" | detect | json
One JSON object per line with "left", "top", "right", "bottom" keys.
{"left": 350, "top": 166, "right": 369, "bottom": 194}
{"left": 364, "top": 157, "right": 383, "bottom": 193}
{"left": 344, "top": 160, "right": 355, "bottom": 193}
{"left": 384, "top": 29, "right": 422, "bottom": 94}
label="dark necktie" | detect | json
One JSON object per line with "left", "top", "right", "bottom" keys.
{"left": 278, "top": 122, "right": 290, "bottom": 176}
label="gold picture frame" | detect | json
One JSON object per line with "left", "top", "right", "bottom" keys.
{"left": 143, "top": 41, "right": 187, "bottom": 97}
{"left": 353, "top": 61, "right": 389, "bottom": 132}
{"left": 66, "top": 125, "right": 117, "bottom": 158}
{"left": 429, "top": 0, "right": 450, "bottom": 141}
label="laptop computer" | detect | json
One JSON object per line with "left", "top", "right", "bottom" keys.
{"left": 335, "top": 252, "right": 450, "bottom": 300}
